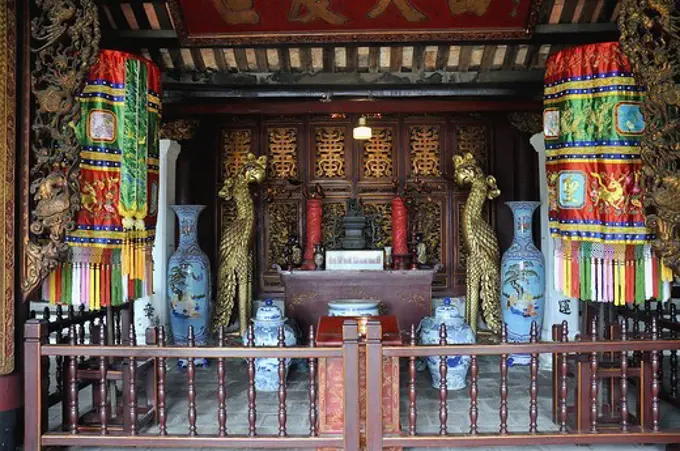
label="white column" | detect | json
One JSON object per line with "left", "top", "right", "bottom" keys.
{"left": 134, "top": 139, "right": 181, "bottom": 342}
{"left": 531, "top": 132, "right": 580, "bottom": 369}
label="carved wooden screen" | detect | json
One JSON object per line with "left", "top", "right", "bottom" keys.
{"left": 218, "top": 114, "right": 494, "bottom": 297}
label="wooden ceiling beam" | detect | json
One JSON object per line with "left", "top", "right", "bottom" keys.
{"left": 99, "top": 23, "right": 619, "bottom": 50}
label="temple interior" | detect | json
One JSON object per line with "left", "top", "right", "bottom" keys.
{"left": 6, "top": 0, "right": 680, "bottom": 450}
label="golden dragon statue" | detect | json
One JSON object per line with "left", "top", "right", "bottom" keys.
{"left": 453, "top": 153, "right": 502, "bottom": 336}
{"left": 214, "top": 153, "right": 267, "bottom": 335}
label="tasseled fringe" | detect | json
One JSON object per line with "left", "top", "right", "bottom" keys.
{"left": 554, "top": 238, "right": 673, "bottom": 304}
{"left": 42, "top": 237, "right": 154, "bottom": 310}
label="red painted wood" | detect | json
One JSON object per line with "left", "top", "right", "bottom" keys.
{"left": 590, "top": 317, "right": 598, "bottom": 434}
{"left": 68, "top": 325, "right": 78, "bottom": 435}
{"left": 128, "top": 325, "right": 137, "bottom": 435}
{"left": 99, "top": 326, "right": 108, "bottom": 435}
{"left": 469, "top": 354, "right": 479, "bottom": 435}
{"left": 559, "top": 322, "right": 569, "bottom": 433}
{"left": 529, "top": 321, "right": 538, "bottom": 434}
{"left": 651, "top": 318, "right": 660, "bottom": 432}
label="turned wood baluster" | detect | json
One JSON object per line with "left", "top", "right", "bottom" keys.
{"left": 128, "top": 324, "right": 137, "bottom": 435}
{"left": 590, "top": 316, "right": 598, "bottom": 433}
{"left": 644, "top": 301, "right": 651, "bottom": 336}
{"left": 651, "top": 317, "right": 660, "bottom": 432}
{"left": 670, "top": 304, "right": 678, "bottom": 399}
{"left": 620, "top": 319, "right": 629, "bottom": 432}
{"left": 99, "top": 326, "right": 108, "bottom": 435}
{"left": 217, "top": 326, "right": 227, "bottom": 437}
{"left": 247, "top": 324, "right": 257, "bottom": 437}
{"left": 499, "top": 324, "right": 508, "bottom": 435}
{"left": 88, "top": 319, "right": 95, "bottom": 347}
{"left": 78, "top": 305, "right": 86, "bottom": 364}
{"left": 43, "top": 308, "right": 52, "bottom": 394}
{"left": 657, "top": 302, "right": 665, "bottom": 384}
{"left": 559, "top": 321, "right": 569, "bottom": 433}
{"left": 439, "top": 324, "right": 448, "bottom": 435}
{"left": 115, "top": 309, "right": 122, "bottom": 345}
{"left": 55, "top": 305, "right": 64, "bottom": 396}
{"left": 158, "top": 327, "right": 168, "bottom": 436}
{"left": 529, "top": 321, "right": 538, "bottom": 433}
{"left": 68, "top": 325, "right": 79, "bottom": 435}
{"left": 277, "top": 327, "right": 288, "bottom": 436}
{"left": 187, "top": 326, "right": 197, "bottom": 436}
{"left": 408, "top": 325, "right": 417, "bottom": 436}
{"left": 633, "top": 304, "right": 641, "bottom": 365}
{"left": 469, "top": 353, "right": 479, "bottom": 435}
{"left": 308, "top": 326, "right": 318, "bottom": 437}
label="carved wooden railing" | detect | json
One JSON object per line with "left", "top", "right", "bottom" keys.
{"left": 28, "top": 303, "right": 127, "bottom": 410}
{"left": 364, "top": 319, "right": 680, "bottom": 449}
{"left": 618, "top": 301, "right": 680, "bottom": 409}
{"left": 23, "top": 319, "right": 359, "bottom": 451}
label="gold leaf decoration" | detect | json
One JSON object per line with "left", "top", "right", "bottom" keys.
{"left": 414, "top": 200, "right": 442, "bottom": 264}
{"left": 363, "top": 127, "right": 393, "bottom": 179}
{"left": 267, "top": 202, "right": 298, "bottom": 268}
{"left": 455, "top": 125, "right": 488, "bottom": 170}
{"left": 315, "top": 127, "right": 346, "bottom": 178}
{"left": 409, "top": 125, "right": 441, "bottom": 177}
{"left": 363, "top": 202, "right": 392, "bottom": 248}
{"left": 267, "top": 127, "right": 298, "bottom": 180}
{"left": 322, "top": 202, "right": 347, "bottom": 247}
{"left": 222, "top": 129, "right": 252, "bottom": 178}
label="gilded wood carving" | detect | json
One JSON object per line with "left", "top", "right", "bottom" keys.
{"left": 267, "top": 127, "right": 298, "bottom": 180}
{"left": 315, "top": 127, "right": 345, "bottom": 178}
{"left": 453, "top": 153, "right": 501, "bottom": 335}
{"left": 215, "top": 153, "right": 267, "bottom": 335}
{"left": 24, "top": 0, "right": 100, "bottom": 299}
{"left": 363, "top": 203, "right": 392, "bottom": 248}
{"left": 322, "top": 202, "right": 347, "bottom": 248}
{"left": 0, "top": 0, "right": 16, "bottom": 374}
{"left": 410, "top": 125, "right": 441, "bottom": 177}
{"left": 413, "top": 200, "right": 442, "bottom": 265}
{"left": 267, "top": 202, "right": 299, "bottom": 268}
{"left": 363, "top": 127, "right": 393, "bottom": 179}
{"left": 161, "top": 119, "right": 199, "bottom": 141}
{"left": 619, "top": 0, "right": 680, "bottom": 276}
{"left": 455, "top": 124, "right": 488, "bottom": 169}
{"left": 222, "top": 129, "right": 252, "bottom": 178}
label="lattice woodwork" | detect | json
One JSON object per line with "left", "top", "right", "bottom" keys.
{"left": 222, "top": 129, "right": 252, "bottom": 178}
{"left": 363, "top": 127, "right": 393, "bottom": 179}
{"left": 363, "top": 202, "right": 392, "bottom": 248}
{"left": 409, "top": 125, "right": 441, "bottom": 177}
{"left": 267, "top": 202, "right": 299, "bottom": 268}
{"left": 455, "top": 125, "right": 488, "bottom": 169}
{"left": 414, "top": 200, "right": 442, "bottom": 265}
{"left": 315, "top": 127, "right": 346, "bottom": 178}
{"left": 322, "top": 202, "right": 347, "bottom": 248}
{"left": 267, "top": 127, "right": 298, "bottom": 180}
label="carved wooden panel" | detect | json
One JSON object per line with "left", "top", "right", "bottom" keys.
{"left": 409, "top": 125, "right": 441, "bottom": 177}
{"left": 413, "top": 199, "right": 443, "bottom": 265}
{"left": 322, "top": 202, "right": 347, "bottom": 248}
{"left": 266, "top": 202, "right": 299, "bottom": 268}
{"left": 362, "top": 127, "right": 393, "bottom": 179}
{"left": 362, "top": 202, "right": 392, "bottom": 248}
{"left": 455, "top": 124, "right": 488, "bottom": 170}
{"left": 267, "top": 127, "right": 298, "bottom": 180}
{"left": 315, "top": 127, "right": 346, "bottom": 179}
{"left": 222, "top": 129, "right": 252, "bottom": 177}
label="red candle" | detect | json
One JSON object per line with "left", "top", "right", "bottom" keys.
{"left": 391, "top": 196, "right": 409, "bottom": 259}
{"left": 302, "top": 198, "right": 323, "bottom": 270}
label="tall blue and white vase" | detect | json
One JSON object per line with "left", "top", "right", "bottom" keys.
{"left": 168, "top": 205, "right": 211, "bottom": 368}
{"left": 500, "top": 201, "right": 545, "bottom": 366}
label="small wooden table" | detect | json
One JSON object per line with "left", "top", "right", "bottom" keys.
{"left": 316, "top": 316, "right": 402, "bottom": 451}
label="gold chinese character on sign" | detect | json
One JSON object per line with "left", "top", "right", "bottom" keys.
{"left": 367, "top": 0, "right": 427, "bottom": 21}
{"left": 448, "top": 0, "right": 491, "bottom": 16}
{"left": 363, "top": 127, "right": 393, "bottom": 179}
{"left": 288, "top": 0, "right": 348, "bottom": 25}
{"left": 211, "top": 0, "right": 260, "bottom": 24}
{"left": 410, "top": 125, "right": 441, "bottom": 177}
{"left": 315, "top": 127, "right": 346, "bottom": 178}
{"left": 267, "top": 127, "right": 298, "bottom": 180}
{"left": 222, "top": 129, "right": 252, "bottom": 178}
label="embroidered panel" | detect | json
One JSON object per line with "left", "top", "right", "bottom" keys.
{"left": 363, "top": 127, "right": 393, "bottom": 179}
{"left": 267, "top": 202, "right": 299, "bottom": 268}
{"left": 222, "top": 129, "right": 252, "bottom": 178}
{"left": 315, "top": 127, "right": 346, "bottom": 178}
{"left": 409, "top": 125, "right": 441, "bottom": 177}
{"left": 455, "top": 124, "right": 488, "bottom": 169}
{"left": 267, "top": 127, "right": 298, "bottom": 180}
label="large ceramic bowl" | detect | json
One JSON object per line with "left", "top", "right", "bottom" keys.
{"left": 328, "top": 300, "right": 380, "bottom": 317}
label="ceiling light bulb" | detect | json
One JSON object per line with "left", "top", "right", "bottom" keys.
{"left": 353, "top": 116, "right": 372, "bottom": 140}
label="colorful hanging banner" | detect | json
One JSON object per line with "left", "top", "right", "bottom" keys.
{"left": 42, "top": 50, "right": 161, "bottom": 309}
{"left": 544, "top": 42, "right": 672, "bottom": 304}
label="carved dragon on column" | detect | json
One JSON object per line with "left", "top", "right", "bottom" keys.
{"left": 619, "top": 0, "right": 680, "bottom": 277}
{"left": 23, "top": 0, "right": 100, "bottom": 298}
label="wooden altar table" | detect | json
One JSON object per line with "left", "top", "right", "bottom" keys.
{"left": 316, "top": 316, "right": 402, "bottom": 451}
{"left": 279, "top": 269, "right": 436, "bottom": 337}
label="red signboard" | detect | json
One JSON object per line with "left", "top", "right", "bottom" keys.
{"left": 170, "top": 0, "right": 543, "bottom": 45}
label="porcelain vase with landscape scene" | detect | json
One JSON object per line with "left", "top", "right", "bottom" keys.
{"left": 500, "top": 201, "right": 545, "bottom": 366}
{"left": 168, "top": 205, "right": 211, "bottom": 368}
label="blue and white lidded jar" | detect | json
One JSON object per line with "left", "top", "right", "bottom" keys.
{"left": 244, "top": 299, "right": 297, "bottom": 392}
{"left": 418, "top": 297, "right": 475, "bottom": 390}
